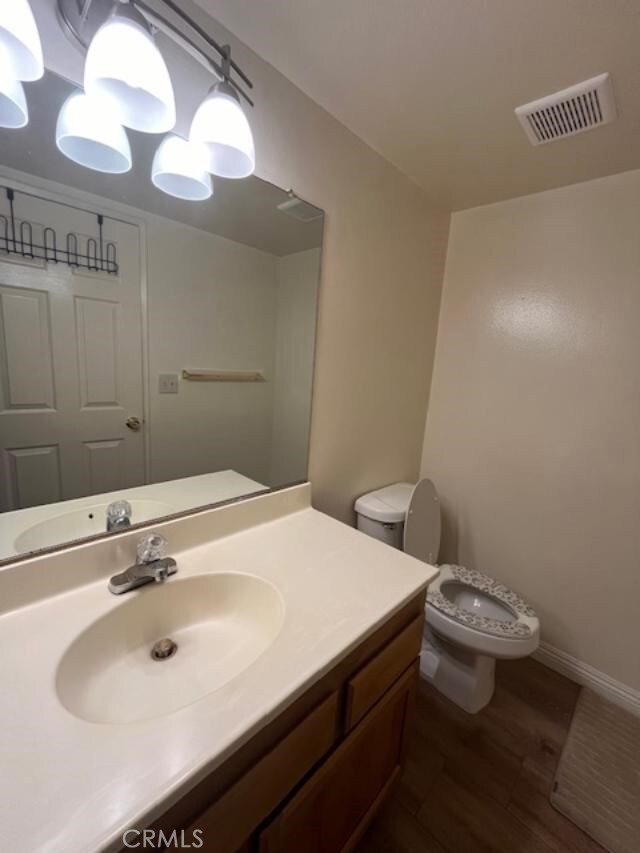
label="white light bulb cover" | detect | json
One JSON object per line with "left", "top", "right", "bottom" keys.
{"left": 0, "top": 48, "right": 28, "bottom": 128}
{"left": 84, "top": 7, "right": 176, "bottom": 134}
{"left": 0, "top": 0, "right": 43, "bottom": 81}
{"left": 151, "top": 134, "right": 213, "bottom": 201}
{"left": 190, "top": 82, "right": 255, "bottom": 179}
{"left": 56, "top": 91, "right": 132, "bottom": 174}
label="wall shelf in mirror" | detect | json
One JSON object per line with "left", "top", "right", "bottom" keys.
{"left": 182, "top": 369, "right": 266, "bottom": 383}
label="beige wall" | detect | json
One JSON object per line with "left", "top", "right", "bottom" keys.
{"left": 147, "top": 223, "right": 321, "bottom": 491}
{"left": 146, "top": 215, "right": 278, "bottom": 487}
{"left": 271, "top": 249, "right": 320, "bottom": 488}
{"left": 421, "top": 169, "right": 640, "bottom": 690}
{"left": 180, "top": 4, "right": 450, "bottom": 523}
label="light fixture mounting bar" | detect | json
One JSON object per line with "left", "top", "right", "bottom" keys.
{"left": 56, "top": 0, "right": 254, "bottom": 106}
{"left": 148, "top": 0, "right": 251, "bottom": 89}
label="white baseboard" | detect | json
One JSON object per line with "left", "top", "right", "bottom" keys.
{"left": 533, "top": 642, "right": 640, "bottom": 716}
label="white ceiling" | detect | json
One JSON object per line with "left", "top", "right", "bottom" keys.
{"left": 196, "top": 0, "right": 640, "bottom": 210}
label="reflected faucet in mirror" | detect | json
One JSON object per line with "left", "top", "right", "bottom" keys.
{"left": 106, "top": 500, "right": 132, "bottom": 533}
{"left": 108, "top": 533, "right": 178, "bottom": 595}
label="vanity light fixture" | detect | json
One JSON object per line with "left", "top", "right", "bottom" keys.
{"left": 190, "top": 80, "right": 255, "bottom": 179}
{"left": 84, "top": 1, "right": 175, "bottom": 134}
{"left": 51, "top": 0, "right": 256, "bottom": 197}
{"left": 56, "top": 91, "right": 132, "bottom": 174}
{"left": 0, "top": 47, "right": 29, "bottom": 129}
{"left": 0, "top": 0, "right": 43, "bottom": 82}
{"left": 151, "top": 134, "right": 213, "bottom": 201}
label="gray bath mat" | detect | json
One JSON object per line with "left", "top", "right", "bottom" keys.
{"left": 551, "top": 689, "right": 640, "bottom": 853}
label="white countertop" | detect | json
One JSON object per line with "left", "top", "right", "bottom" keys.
{"left": 0, "top": 486, "right": 437, "bottom": 853}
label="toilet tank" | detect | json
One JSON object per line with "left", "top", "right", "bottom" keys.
{"left": 354, "top": 483, "right": 415, "bottom": 550}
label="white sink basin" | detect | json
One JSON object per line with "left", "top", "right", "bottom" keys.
{"left": 56, "top": 573, "right": 285, "bottom": 724}
{"left": 14, "top": 499, "right": 177, "bottom": 553}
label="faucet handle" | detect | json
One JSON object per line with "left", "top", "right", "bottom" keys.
{"left": 137, "top": 533, "right": 167, "bottom": 565}
{"left": 107, "top": 500, "right": 132, "bottom": 523}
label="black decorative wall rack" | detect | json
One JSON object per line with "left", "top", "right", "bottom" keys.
{"left": 0, "top": 187, "right": 118, "bottom": 275}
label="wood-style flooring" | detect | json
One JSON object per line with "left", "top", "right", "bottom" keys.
{"left": 356, "top": 658, "right": 606, "bottom": 853}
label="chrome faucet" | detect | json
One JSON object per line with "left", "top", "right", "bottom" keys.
{"left": 108, "top": 533, "right": 177, "bottom": 595}
{"left": 106, "top": 500, "right": 132, "bottom": 532}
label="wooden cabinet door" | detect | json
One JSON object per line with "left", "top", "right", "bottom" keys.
{"left": 184, "top": 692, "right": 339, "bottom": 853}
{"left": 260, "top": 663, "right": 418, "bottom": 853}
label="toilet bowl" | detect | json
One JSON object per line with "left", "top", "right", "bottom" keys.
{"left": 354, "top": 479, "right": 540, "bottom": 713}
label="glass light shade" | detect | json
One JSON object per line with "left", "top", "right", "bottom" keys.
{"left": 56, "top": 92, "right": 132, "bottom": 174}
{"left": 0, "top": 0, "right": 43, "bottom": 81}
{"left": 0, "top": 48, "right": 28, "bottom": 128}
{"left": 190, "top": 83, "right": 255, "bottom": 179}
{"left": 152, "top": 135, "right": 212, "bottom": 201}
{"left": 84, "top": 11, "right": 175, "bottom": 133}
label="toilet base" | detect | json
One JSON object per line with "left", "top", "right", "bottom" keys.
{"left": 420, "top": 626, "right": 495, "bottom": 714}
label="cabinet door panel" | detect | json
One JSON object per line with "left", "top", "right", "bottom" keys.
{"left": 188, "top": 691, "right": 339, "bottom": 853}
{"left": 261, "top": 663, "right": 418, "bottom": 853}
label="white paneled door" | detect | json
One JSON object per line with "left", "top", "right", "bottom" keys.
{"left": 0, "top": 192, "right": 144, "bottom": 511}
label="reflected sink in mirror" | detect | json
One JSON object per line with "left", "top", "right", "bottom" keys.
{"left": 55, "top": 573, "right": 285, "bottom": 724}
{"left": 14, "top": 499, "right": 177, "bottom": 553}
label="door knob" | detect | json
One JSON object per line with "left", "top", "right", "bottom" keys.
{"left": 126, "top": 416, "right": 142, "bottom": 431}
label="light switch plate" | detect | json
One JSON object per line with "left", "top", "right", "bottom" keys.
{"left": 158, "top": 373, "right": 179, "bottom": 394}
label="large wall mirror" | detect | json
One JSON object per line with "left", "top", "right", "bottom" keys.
{"left": 0, "top": 70, "right": 323, "bottom": 564}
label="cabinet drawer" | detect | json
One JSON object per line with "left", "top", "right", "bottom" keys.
{"left": 345, "top": 613, "right": 423, "bottom": 730}
{"left": 187, "top": 691, "right": 339, "bottom": 853}
{"left": 260, "top": 663, "right": 418, "bottom": 853}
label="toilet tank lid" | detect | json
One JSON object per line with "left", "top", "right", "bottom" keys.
{"left": 354, "top": 482, "right": 415, "bottom": 523}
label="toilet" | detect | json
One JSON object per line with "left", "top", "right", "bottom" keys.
{"left": 355, "top": 479, "right": 540, "bottom": 713}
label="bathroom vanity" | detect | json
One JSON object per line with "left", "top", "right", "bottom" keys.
{"left": 150, "top": 590, "right": 424, "bottom": 853}
{"left": 0, "top": 485, "right": 437, "bottom": 852}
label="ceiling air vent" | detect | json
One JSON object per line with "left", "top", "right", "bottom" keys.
{"left": 515, "top": 73, "right": 616, "bottom": 146}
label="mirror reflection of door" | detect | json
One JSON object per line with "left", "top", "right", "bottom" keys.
{"left": 0, "top": 192, "right": 144, "bottom": 511}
